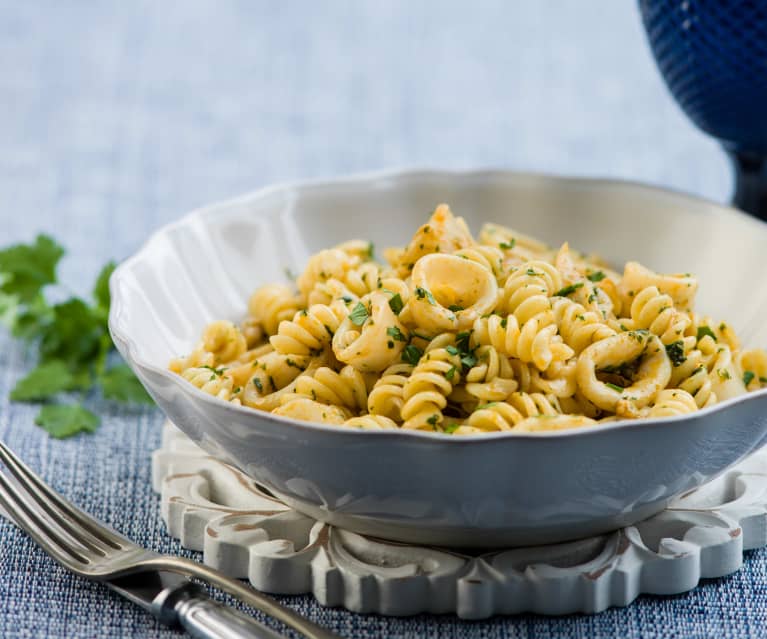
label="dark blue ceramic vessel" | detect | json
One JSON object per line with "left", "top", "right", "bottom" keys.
{"left": 639, "top": 0, "right": 767, "bottom": 219}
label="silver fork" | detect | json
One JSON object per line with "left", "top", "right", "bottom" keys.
{"left": 0, "top": 440, "right": 342, "bottom": 639}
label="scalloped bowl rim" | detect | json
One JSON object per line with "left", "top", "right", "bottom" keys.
{"left": 108, "top": 167, "right": 767, "bottom": 442}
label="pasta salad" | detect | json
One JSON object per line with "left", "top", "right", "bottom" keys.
{"left": 170, "top": 205, "right": 767, "bottom": 434}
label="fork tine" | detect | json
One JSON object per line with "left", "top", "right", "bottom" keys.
{"left": 0, "top": 441, "right": 124, "bottom": 553}
{"left": 0, "top": 471, "right": 90, "bottom": 567}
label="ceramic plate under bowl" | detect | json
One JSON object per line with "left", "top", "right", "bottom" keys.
{"left": 109, "top": 169, "right": 767, "bottom": 548}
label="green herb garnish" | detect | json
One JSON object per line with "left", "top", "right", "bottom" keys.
{"left": 587, "top": 271, "right": 606, "bottom": 282}
{"left": 743, "top": 371, "right": 756, "bottom": 387}
{"left": 0, "top": 236, "right": 152, "bottom": 438}
{"left": 401, "top": 344, "right": 423, "bottom": 365}
{"left": 448, "top": 304, "right": 464, "bottom": 312}
{"left": 445, "top": 365, "right": 456, "bottom": 381}
{"left": 388, "top": 293, "right": 404, "bottom": 315}
{"left": 499, "top": 239, "right": 516, "bottom": 250}
{"left": 426, "top": 414, "right": 439, "bottom": 427}
{"left": 349, "top": 301, "right": 369, "bottom": 326}
{"left": 697, "top": 326, "right": 717, "bottom": 342}
{"left": 443, "top": 422, "right": 460, "bottom": 434}
{"left": 386, "top": 326, "right": 407, "bottom": 342}
{"left": 605, "top": 382, "right": 624, "bottom": 393}
{"left": 665, "top": 341, "right": 687, "bottom": 367}
{"left": 415, "top": 287, "right": 437, "bottom": 305}
{"left": 253, "top": 377, "right": 263, "bottom": 392}
{"left": 456, "top": 331, "right": 472, "bottom": 353}
{"left": 554, "top": 282, "right": 584, "bottom": 297}
{"left": 34, "top": 404, "right": 99, "bottom": 439}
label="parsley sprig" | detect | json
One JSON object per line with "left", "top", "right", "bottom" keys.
{"left": 0, "top": 235, "right": 153, "bottom": 438}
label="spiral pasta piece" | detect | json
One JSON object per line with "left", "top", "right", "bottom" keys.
{"left": 626, "top": 286, "right": 691, "bottom": 345}
{"left": 512, "top": 414, "right": 597, "bottom": 432}
{"left": 307, "top": 262, "right": 381, "bottom": 305}
{"left": 367, "top": 363, "right": 414, "bottom": 422}
{"left": 669, "top": 344, "right": 717, "bottom": 408}
{"left": 619, "top": 261, "right": 698, "bottom": 313}
{"left": 551, "top": 297, "right": 616, "bottom": 354}
{"left": 342, "top": 415, "right": 399, "bottom": 430}
{"left": 462, "top": 346, "right": 518, "bottom": 404}
{"left": 401, "top": 346, "right": 463, "bottom": 430}
{"left": 453, "top": 245, "right": 507, "bottom": 282}
{"left": 182, "top": 367, "right": 240, "bottom": 403}
{"left": 739, "top": 349, "right": 767, "bottom": 391}
{"left": 248, "top": 284, "right": 303, "bottom": 336}
{"left": 500, "top": 261, "right": 574, "bottom": 371}
{"left": 465, "top": 392, "right": 562, "bottom": 432}
{"left": 296, "top": 248, "right": 361, "bottom": 299}
{"left": 292, "top": 365, "right": 372, "bottom": 412}
{"left": 272, "top": 397, "right": 350, "bottom": 424}
{"left": 270, "top": 302, "right": 346, "bottom": 357}
{"left": 646, "top": 389, "right": 698, "bottom": 418}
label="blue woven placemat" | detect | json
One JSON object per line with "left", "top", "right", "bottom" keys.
{"left": 0, "top": 1, "right": 759, "bottom": 637}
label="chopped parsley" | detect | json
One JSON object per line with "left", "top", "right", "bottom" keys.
{"left": 697, "top": 326, "right": 717, "bottom": 342}
{"left": 443, "top": 422, "right": 460, "bottom": 434}
{"left": 349, "top": 302, "right": 369, "bottom": 326}
{"left": 499, "top": 239, "right": 516, "bottom": 250}
{"left": 554, "top": 282, "right": 584, "bottom": 297}
{"left": 760, "top": 377, "right": 767, "bottom": 384}
{"left": 286, "top": 358, "right": 303, "bottom": 369}
{"left": 500, "top": 317, "right": 508, "bottom": 329}
{"left": 366, "top": 241, "right": 375, "bottom": 259}
{"left": 456, "top": 331, "right": 472, "bottom": 353}
{"left": 415, "top": 287, "right": 437, "bottom": 305}
{"left": 743, "top": 370, "right": 755, "bottom": 387}
{"left": 388, "top": 293, "right": 404, "bottom": 315}
{"left": 526, "top": 268, "right": 539, "bottom": 277}
{"left": 341, "top": 295, "right": 354, "bottom": 303}
{"left": 446, "top": 345, "right": 460, "bottom": 356}
{"left": 401, "top": 344, "right": 423, "bottom": 365}
{"left": 718, "top": 369, "right": 731, "bottom": 380}
{"left": 587, "top": 271, "right": 606, "bottom": 282}
{"left": 448, "top": 304, "right": 464, "bottom": 312}
{"left": 605, "top": 382, "right": 624, "bottom": 393}
{"left": 445, "top": 365, "right": 456, "bottom": 381}
{"left": 665, "top": 341, "right": 687, "bottom": 367}
{"left": 386, "top": 326, "right": 407, "bottom": 342}
{"left": 426, "top": 414, "right": 439, "bottom": 427}
{"left": 253, "top": 377, "right": 263, "bottom": 392}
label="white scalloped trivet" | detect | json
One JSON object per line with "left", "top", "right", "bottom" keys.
{"left": 152, "top": 421, "right": 767, "bottom": 619}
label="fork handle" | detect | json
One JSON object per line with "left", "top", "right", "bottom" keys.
{"left": 175, "top": 596, "right": 285, "bottom": 639}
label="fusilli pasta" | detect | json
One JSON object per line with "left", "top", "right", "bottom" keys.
{"left": 170, "top": 205, "right": 767, "bottom": 434}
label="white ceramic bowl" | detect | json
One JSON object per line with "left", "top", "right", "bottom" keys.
{"left": 110, "top": 169, "right": 767, "bottom": 548}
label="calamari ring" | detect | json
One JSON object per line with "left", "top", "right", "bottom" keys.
{"left": 575, "top": 331, "right": 671, "bottom": 417}
{"left": 408, "top": 253, "right": 498, "bottom": 331}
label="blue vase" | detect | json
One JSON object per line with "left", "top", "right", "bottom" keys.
{"left": 639, "top": 0, "right": 767, "bottom": 219}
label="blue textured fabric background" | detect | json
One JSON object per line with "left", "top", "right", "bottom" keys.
{"left": 0, "top": 2, "right": 761, "bottom": 638}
